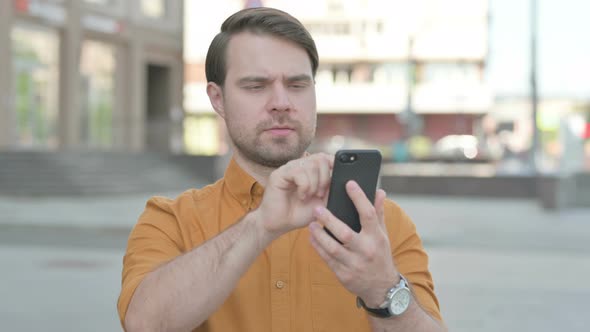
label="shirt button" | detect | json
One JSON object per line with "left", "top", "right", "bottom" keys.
{"left": 275, "top": 280, "right": 285, "bottom": 289}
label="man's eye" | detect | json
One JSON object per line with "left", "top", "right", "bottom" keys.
{"left": 246, "top": 85, "right": 264, "bottom": 90}
{"left": 289, "top": 83, "right": 307, "bottom": 89}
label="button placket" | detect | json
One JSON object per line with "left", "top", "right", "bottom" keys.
{"left": 270, "top": 234, "right": 290, "bottom": 331}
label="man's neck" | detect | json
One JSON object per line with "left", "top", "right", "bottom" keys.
{"left": 231, "top": 150, "right": 306, "bottom": 187}
{"left": 231, "top": 152, "right": 275, "bottom": 187}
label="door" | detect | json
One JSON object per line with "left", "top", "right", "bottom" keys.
{"left": 145, "top": 63, "right": 171, "bottom": 152}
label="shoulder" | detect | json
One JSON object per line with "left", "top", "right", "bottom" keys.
{"left": 382, "top": 198, "right": 421, "bottom": 249}
{"left": 383, "top": 198, "right": 415, "bottom": 229}
{"left": 131, "top": 181, "right": 224, "bottom": 249}
{"left": 189, "top": 178, "right": 224, "bottom": 204}
{"left": 136, "top": 180, "right": 223, "bottom": 233}
{"left": 143, "top": 179, "right": 223, "bottom": 217}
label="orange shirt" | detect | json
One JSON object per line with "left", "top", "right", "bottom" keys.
{"left": 118, "top": 158, "right": 442, "bottom": 331}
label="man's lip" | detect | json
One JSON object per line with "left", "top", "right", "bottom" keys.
{"left": 266, "top": 127, "right": 294, "bottom": 131}
{"left": 264, "top": 127, "right": 295, "bottom": 137}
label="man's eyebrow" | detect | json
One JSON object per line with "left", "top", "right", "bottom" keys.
{"left": 285, "top": 74, "right": 313, "bottom": 83}
{"left": 237, "top": 76, "right": 270, "bottom": 85}
{"left": 237, "top": 74, "right": 313, "bottom": 85}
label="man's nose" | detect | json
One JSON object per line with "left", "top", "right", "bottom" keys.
{"left": 267, "top": 83, "right": 292, "bottom": 112}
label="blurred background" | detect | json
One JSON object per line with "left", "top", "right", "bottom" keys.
{"left": 0, "top": 0, "right": 589, "bottom": 331}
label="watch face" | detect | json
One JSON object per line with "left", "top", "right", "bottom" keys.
{"left": 389, "top": 288, "right": 411, "bottom": 315}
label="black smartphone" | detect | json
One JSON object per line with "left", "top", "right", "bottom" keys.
{"left": 325, "top": 149, "right": 382, "bottom": 242}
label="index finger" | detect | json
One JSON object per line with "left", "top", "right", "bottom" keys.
{"left": 312, "top": 152, "right": 334, "bottom": 169}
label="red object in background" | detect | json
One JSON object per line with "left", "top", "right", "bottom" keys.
{"left": 14, "top": 0, "right": 29, "bottom": 13}
{"left": 585, "top": 123, "right": 590, "bottom": 139}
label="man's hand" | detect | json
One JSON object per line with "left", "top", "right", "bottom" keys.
{"left": 256, "top": 153, "right": 334, "bottom": 240}
{"left": 308, "top": 180, "right": 399, "bottom": 307}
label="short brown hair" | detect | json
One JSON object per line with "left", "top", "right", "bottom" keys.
{"left": 205, "top": 7, "right": 319, "bottom": 87}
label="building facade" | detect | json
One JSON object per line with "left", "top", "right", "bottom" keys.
{"left": 0, "top": 0, "right": 184, "bottom": 152}
{"left": 184, "top": 0, "right": 491, "bottom": 159}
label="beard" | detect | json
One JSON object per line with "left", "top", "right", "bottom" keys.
{"left": 227, "top": 113, "right": 315, "bottom": 168}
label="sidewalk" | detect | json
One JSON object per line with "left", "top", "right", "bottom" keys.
{"left": 1, "top": 191, "right": 588, "bottom": 252}
{"left": 0, "top": 190, "right": 185, "bottom": 230}
{"left": 1, "top": 192, "right": 589, "bottom": 331}
{"left": 394, "top": 194, "right": 590, "bottom": 253}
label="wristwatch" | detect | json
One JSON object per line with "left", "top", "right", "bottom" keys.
{"left": 356, "top": 274, "right": 412, "bottom": 318}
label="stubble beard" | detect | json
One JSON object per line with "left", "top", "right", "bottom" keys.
{"left": 228, "top": 114, "right": 315, "bottom": 168}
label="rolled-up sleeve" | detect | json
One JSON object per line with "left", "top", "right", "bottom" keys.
{"left": 384, "top": 199, "right": 443, "bottom": 322}
{"left": 117, "top": 196, "right": 186, "bottom": 326}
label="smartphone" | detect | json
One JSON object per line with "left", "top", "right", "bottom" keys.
{"left": 325, "top": 149, "right": 382, "bottom": 242}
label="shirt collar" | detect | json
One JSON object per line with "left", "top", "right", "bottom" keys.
{"left": 224, "top": 157, "right": 265, "bottom": 207}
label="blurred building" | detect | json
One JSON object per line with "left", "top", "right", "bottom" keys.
{"left": 0, "top": 0, "right": 184, "bottom": 153}
{"left": 184, "top": 0, "right": 491, "bottom": 158}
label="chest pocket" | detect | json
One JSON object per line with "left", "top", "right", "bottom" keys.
{"left": 309, "top": 257, "right": 371, "bottom": 332}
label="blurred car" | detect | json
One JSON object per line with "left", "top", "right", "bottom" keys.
{"left": 427, "top": 134, "right": 502, "bottom": 163}
{"left": 308, "top": 135, "right": 377, "bottom": 155}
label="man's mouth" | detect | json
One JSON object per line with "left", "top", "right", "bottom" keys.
{"left": 265, "top": 126, "right": 295, "bottom": 136}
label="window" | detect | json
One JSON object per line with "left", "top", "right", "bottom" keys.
{"left": 84, "top": 0, "right": 119, "bottom": 6}
{"left": 373, "top": 63, "right": 408, "bottom": 85}
{"left": 79, "top": 40, "right": 116, "bottom": 149}
{"left": 83, "top": 0, "right": 125, "bottom": 16}
{"left": 184, "top": 115, "right": 219, "bottom": 155}
{"left": 422, "top": 63, "right": 480, "bottom": 85}
{"left": 306, "top": 23, "right": 351, "bottom": 36}
{"left": 11, "top": 25, "right": 60, "bottom": 149}
{"left": 140, "top": 0, "right": 166, "bottom": 19}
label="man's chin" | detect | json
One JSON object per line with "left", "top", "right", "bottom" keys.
{"left": 257, "top": 151, "right": 300, "bottom": 168}
{"left": 248, "top": 146, "right": 305, "bottom": 168}
{"left": 234, "top": 136, "right": 311, "bottom": 168}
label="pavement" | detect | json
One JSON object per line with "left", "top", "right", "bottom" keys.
{"left": 1, "top": 190, "right": 589, "bottom": 331}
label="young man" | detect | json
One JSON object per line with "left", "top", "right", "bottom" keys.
{"left": 118, "top": 7, "right": 446, "bottom": 332}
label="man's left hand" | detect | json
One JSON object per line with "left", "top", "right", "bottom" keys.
{"left": 308, "top": 180, "right": 400, "bottom": 308}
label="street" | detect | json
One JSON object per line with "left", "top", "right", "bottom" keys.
{"left": 0, "top": 192, "right": 589, "bottom": 331}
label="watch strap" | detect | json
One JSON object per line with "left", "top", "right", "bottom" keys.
{"left": 356, "top": 296, "right": 392, "bottom": 318}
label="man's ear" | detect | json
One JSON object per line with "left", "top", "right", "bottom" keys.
{"left": 206, "top": 82, "right": 225, "bottom": 119}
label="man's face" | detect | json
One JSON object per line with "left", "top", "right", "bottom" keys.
{"left": 215, "top": 32, "right": 317, "bottom": 168}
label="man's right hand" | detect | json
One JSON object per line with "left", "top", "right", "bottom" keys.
{"left": 255, "top": 153, "right": 334, "bottom": 239}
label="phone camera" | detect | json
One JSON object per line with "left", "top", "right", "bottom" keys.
{"left": 339, "top": 153, "right": 357, "bottom": 163}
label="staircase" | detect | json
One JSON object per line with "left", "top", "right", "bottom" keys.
{"left": 0, "top": 151, "right": 217, "bottom": 196}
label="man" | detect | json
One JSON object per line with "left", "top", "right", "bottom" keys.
{"left": 118, "top": 7, "right": 446, "bottom": 332}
